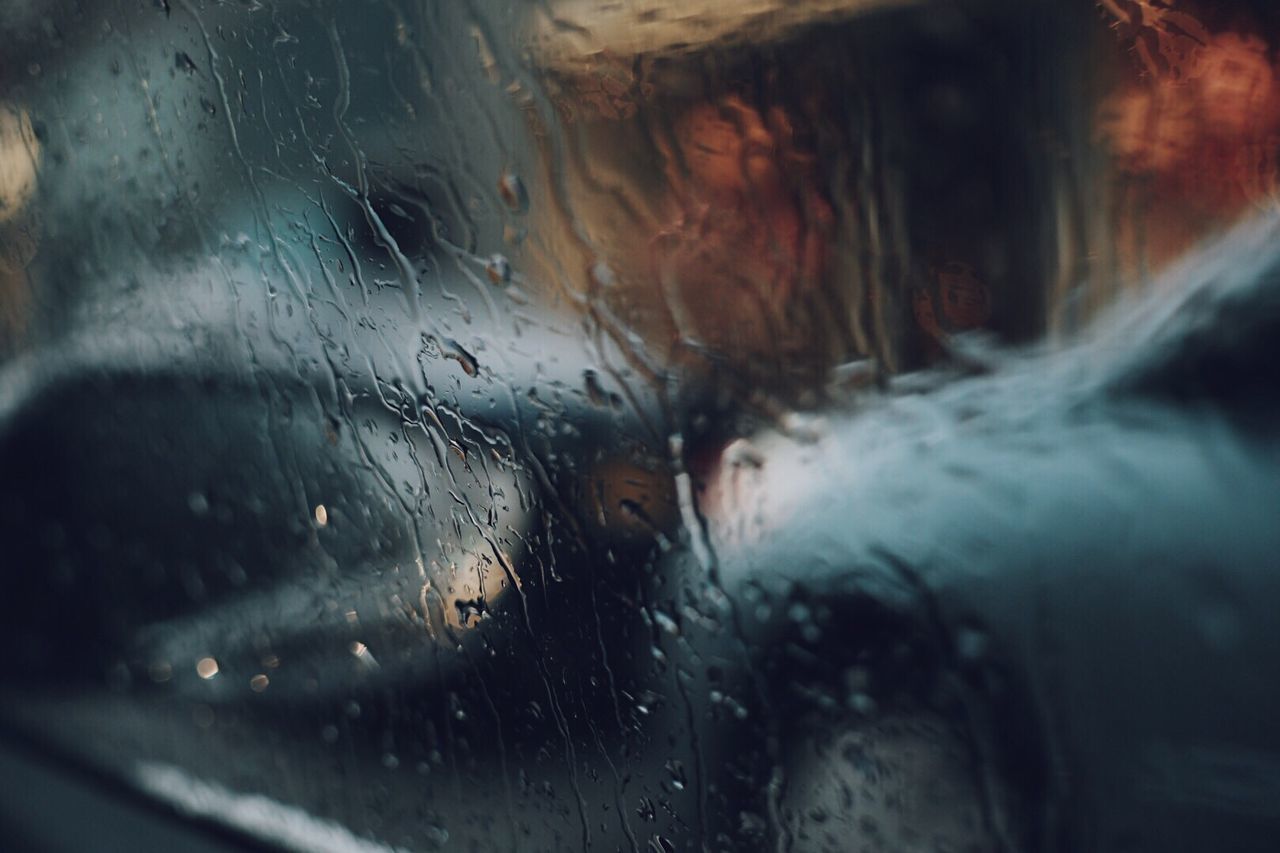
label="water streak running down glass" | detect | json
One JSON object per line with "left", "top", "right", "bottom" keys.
{"left": 2, "top": 1, "right": 1280, "bottom": 852}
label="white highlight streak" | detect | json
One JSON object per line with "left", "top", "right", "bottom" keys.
{"left": 135, "top": 761, "right": 415, "bottom": 853}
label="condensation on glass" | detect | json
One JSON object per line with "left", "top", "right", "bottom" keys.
{"left": 0, "top": 1, "right": 1276, "bottom": 852}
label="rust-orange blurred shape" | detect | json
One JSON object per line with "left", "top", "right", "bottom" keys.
{"left": 911, "top": 262, "right": 990, "bottom": 356}
{"left": 650, "top": 95, "right": 834, "bottom": 353}
{"left": 1098, "top": 3, "right": 1280, "bottom": 277}
{"left": 1196, "top": 33, "right": 1276, "bottom": 139}
{"left": 1099, "top": 4, "right": 1280, "bottom": 179}
{"left": 674, "top": 99, "right": 777, "bottom": 195}
{"left": 1095, "top": 84, "right": 1198, "bottom": 175}
{"left": 936, "top": 262, "right": 991, "bottom": 330}
{"left": 1100, "top": 0, "right": 1212, "bottom": 82}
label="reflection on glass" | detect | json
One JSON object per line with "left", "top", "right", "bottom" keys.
{"left": 0, "top": 2, "right": 1277, "bottom": 852}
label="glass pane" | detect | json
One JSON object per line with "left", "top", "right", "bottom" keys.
{"left": 2, "top": 2, "right": 1279, "bottom": 852}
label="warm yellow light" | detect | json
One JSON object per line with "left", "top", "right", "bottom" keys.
{"left": 0, "top": 104, "right": 39, "bottom": 224}
{"left": 196, "top": 657, "right": 219, "bottom": 679}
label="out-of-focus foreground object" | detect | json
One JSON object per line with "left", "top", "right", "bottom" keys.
{"left": 2, "top": 1, "right": 1280, "bottom": 852}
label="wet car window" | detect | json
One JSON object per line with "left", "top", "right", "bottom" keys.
{"left": 3, "top": 1, "right": 1280, "bottom": 852}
